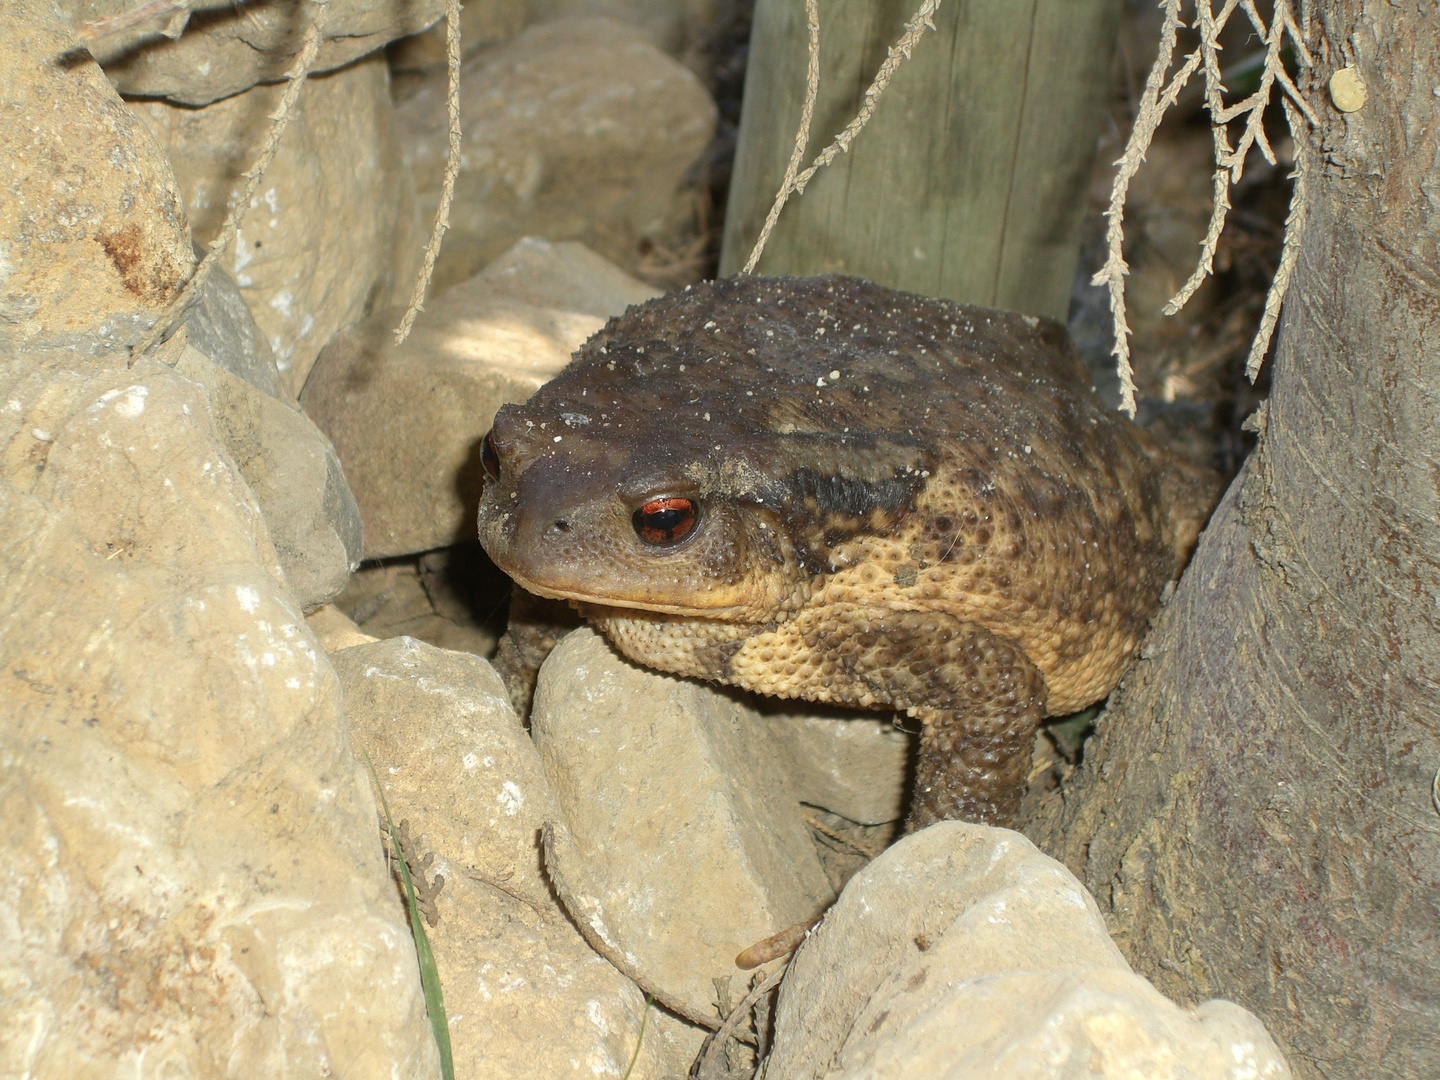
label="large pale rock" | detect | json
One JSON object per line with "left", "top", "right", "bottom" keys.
{"left": 527, "top": 0, "right": 719, "bottom": 54}
{"left": 531, "top": 627, "right": 836, "bottom": 1026}
{"left": 301, "top": 237, "right": 657, "bottom": 558}
{"left": 75, "top": 0, "right": 446, "bottom": 105}
{"left": 175, "top": 344, "right": 362, "bottom": 609}
{"left": 0, "top": 4, "right": 192, "bottom": 352}
{"left": 131, "top": 53, "right": 422, "bottom": 395}
{"left": 395, "top": 18, "right": 716, "bottom": 294}
{"left": 331, "top": 636, "right": 702, "bottom": 1079}
{"left": 388, "top": 0, "right": 527, "bottom": 74}
{"left": 763, "top": 710, "right": 913, "bottom": 825}
{"left": 0, "top": 347, "right": 436, "bottom": 1079}
{"left": 766, "top": 822, "right": 1292, "bottom": 1080}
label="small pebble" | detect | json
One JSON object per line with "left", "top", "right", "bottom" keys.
{"left": 1329, "top": 66, "right": 1366, "bottom": 113}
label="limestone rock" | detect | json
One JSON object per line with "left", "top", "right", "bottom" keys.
{"left": 76, "top": 0, "right": 446, "bottom": 105}
{"left": 131, "top": 53, "right": 422, "bottom": 395}
{"left": 388, "top": 0, "right": 527, "bottom": 75}
{"left": 527, "top": 0, "right": 719, "bottom": 55}
{"left": 531, "top": 627, "right": 835, "bottom": 1025}
{"left": 331, "top": 636, "right": 702, "bottom": 1079}
{"left": 183, "top": 262, "right": 284, "bottom": 399}
{"left": 175, "top": 344, "right": 362, "bottom": 610}
{"left": 301, "top": 237, "right": 657, "bottom": 558}
{"left": 0, "top": 5, "right": 192, "bottom": 352}
{"left": 306, "top": 602, "right": 380, "bottom": 652}
{"left": 0, "top": 347, "right": 436, "bottom": 1079}
{"left": 763, "top": 710, "right": 914, "bottom": 825}
{"left": 765, "top": 822, "right": 1292, "bottom": 1080}
{"left": 395, "top": 18, "right": 716, "bottom": 293}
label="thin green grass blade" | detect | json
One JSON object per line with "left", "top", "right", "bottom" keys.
{"left": 620, "top": 993, "right": 652, "bottom": 1080}
{"left": 362, "top": 749, "right": 455, "bottom": 1080}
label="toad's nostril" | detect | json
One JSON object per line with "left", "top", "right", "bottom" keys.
{"left": 552, "top": 519, "right": 571, "bottom": 533}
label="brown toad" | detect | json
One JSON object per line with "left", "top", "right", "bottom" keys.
{"left": 477, "top": 275, "right": 1214, "bottom": 828}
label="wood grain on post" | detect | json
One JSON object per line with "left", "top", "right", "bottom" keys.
{"left": 720, "top": 0, "right": 1123, "bottom": 321}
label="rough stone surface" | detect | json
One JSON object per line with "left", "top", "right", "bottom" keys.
{"left": 131, "top": 53, "right": 422, "bottom": 394}
{"left": 531, "top": 627, "right": 835, "bottom": 1025}
{"left": 765, "top": 822, "right": 1292, "bottom": 1080}
{"left": 395, "top": 18, "right": 716, "bottom": 294}
{"left": 1, "top": 4, "right": 193, "bottom": 352}
{"left": 182, "top": 262, "right": 284, "bottom": 399}
{"left": 76, "top": 0, "right": 447, "bottom": 105}
{"left": 0, "top": 346, "right": 436, "bottom": 1079}
{"left": 301, "top": 238, "right": 656, "bottom": 558}
{"left": 306, "top": 602, "right": 379, "bottom": 652}
{"left": 175, "top": 343, "right": 362, "bottom": 610}
{"left": 762, "top": 710, "right": 913, "bottom": 825}
{"left": 331, "top": 636, "right": 703, "bottom": 1079}
{"left": 527, "top": 0, "right": 719, "bottom": 55}
{"left": 388, "top": 0, "right": 527, "bottom": 74}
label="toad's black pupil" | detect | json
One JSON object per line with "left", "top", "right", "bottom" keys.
{"left": 481, "top": 432, "right": 500, "bottom": 480}
{"left": 633, "top": 498, "right": 698, "bottom": 545}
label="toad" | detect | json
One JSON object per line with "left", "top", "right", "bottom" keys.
{"left": 477, "top": 275, "right": 1215, "bottom": 829}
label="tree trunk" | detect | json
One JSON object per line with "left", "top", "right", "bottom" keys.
{"left": 719, "top": 0, "right": 1123, "bottom": 320}
{"left": 1020, "top": 5, "right": 1440, "bottom": 1078}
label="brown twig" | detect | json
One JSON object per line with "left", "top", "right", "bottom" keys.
{"left": 693, "top": 961, "right": 790, "bottom": 1080}
{"left": 393, "top": 0, "right": 463, "bottom": 345}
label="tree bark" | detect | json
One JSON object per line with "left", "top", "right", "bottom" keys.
{"left": 1021, "top": 5, "right": 1440, "bottom": 1077}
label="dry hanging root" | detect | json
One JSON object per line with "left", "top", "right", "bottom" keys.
{"left": 1092, "top": 0, "right": 1318, "bottom": 415}
{"left": 393, "top": 0, "right": 464, "bottom": 345}
{"left": 128, "top": 0, "right": 333, "bottom": 364}
{"left": 120, "top": 0, "right": 463, "bottom": 361}
{"left": 743, "top": 0, "right": 944, "bottom": 274}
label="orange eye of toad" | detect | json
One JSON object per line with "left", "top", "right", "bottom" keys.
{"left": 633, "top": 497, "right": 699, "bottom": 546}
{"left": 481, "top": 432, "right": 500, "bottom": 481}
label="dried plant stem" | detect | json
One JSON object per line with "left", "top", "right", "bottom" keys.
{"left": 743, "top": 0, "right": 943, "bottom": 274}
{"left": 1246, "top": 98, "right": 1307, "bottom": 379}
{"left": 1090, "top": 0, "right": 1188, "bottom": 416}
{"left": 1095, "top": 0, "right": 1315, "bottom": 413}
{"left": 130, "top": 0, "right": 331, "bottom": 364}
{"left": 393, "top": 0, "right": 463, "bottom": 345}
{"left": 742, "top": 0, "right": 821, "bottom": 275}
{"left": 694, "top": 960, "right": 791, "bottom": 1080}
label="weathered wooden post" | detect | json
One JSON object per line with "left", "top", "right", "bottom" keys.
{"left": 720, "top": 0, "right": 1123, "bottom": 320}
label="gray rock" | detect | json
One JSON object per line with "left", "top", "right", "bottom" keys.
{"left": 765, "top": 821, "right": 1292, "bottom": 1080}
{"left": 395, "top": 18, "right": 716, "bottom": 294}
{"left": 176, "top": 343, "right": 362, "bottom": 610}
{"left": 331, "top": 636, "right": 703, "bottom": 1079}
{"left": 301, "top": 238, "right": 657, "bottom": 559}
{"left": 0, "top": 345, "right": 437, "bottom": 1080}
{"left": 183, "top": 262, "right": 283, "bottom": 399}
{"left": 78, "top": 0, "right": 447, "bottom": 105}
{"left": 531, "top": 627, "right": 835, "bottom": 1026}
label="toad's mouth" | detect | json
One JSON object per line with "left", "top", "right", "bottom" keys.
{"left": 496, "top": 563, "right": 755, "bottom": 621}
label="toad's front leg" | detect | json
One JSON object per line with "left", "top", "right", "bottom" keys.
{"left": 728, "top": 608, "right": 1046, "bottom": 830}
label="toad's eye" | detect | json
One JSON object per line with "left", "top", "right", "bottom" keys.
{"left": 633, "top": 497, "right": 699, "bottom": 546}
{"left": 481, "top": 432, "right": 500, "bottom": 481}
